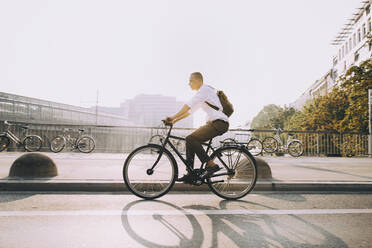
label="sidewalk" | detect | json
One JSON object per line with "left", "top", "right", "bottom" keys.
{"left": 0, "top": 152, "right": 371, "bottom": 192}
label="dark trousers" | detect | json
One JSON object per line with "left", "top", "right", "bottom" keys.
{"left": 185, "top": 120, "right": 229, "bottom": 170}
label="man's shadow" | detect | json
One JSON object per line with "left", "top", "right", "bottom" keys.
{"left": 121, "top": 199, "right": 347, "bottom": 248}
{"left": 185, "top": 200, "right": 347, "bottom": 248}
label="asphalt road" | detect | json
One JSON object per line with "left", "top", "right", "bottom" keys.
{"left": 0, "top": 192, "right": 371, "bottom": 248}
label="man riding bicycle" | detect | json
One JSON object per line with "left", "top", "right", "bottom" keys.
{"left": 165, "top": 72, "right": 229, "bottom": 183}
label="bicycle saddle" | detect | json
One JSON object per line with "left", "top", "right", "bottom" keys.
{"left": 78, "top": 128, "right": 85, "bottom": 132}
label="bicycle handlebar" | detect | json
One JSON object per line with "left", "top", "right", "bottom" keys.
{"left": 162, "top": 119, "right": 173, "bottom": 127}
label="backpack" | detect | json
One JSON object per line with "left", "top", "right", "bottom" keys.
{"left": 205, "top": 90, "right": 234, "bottom": 117}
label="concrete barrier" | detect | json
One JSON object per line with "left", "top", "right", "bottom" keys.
{"left": 8, "top": 153, "right": 58, "bottom": 178}
{"left": 236, "top": 157, "right": 272, "bottom": 179}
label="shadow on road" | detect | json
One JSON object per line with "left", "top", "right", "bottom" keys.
{"left": 121, "top": 199, "right": 347, "bottom": 248}
{"left": 0, "top": 192, "right": 36, "bottom": 203}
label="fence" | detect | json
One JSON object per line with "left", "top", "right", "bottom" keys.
{"left": 230, "top": 129, "right": 369, "bottom": 157}
{"left": 0, "top": 121, "right": 369, "bottom": 157}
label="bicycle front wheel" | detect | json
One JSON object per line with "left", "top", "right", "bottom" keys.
{"left": 23, "top": 135, "right": 42, "bottom": 152}
{"left": 50, "top": 135, "right": 66, "bottom": 153}
{"left": 77, "top": 136, "right": 95, "bottom": 153}
{"left": 207, "top": 146, "right": 257, "bottom": 200}
{"left": 262, "top": 137, "right": 278, "bottom": 153}
{"left": 0, "top": 135, "right": 10, "bottom": 152}
{"left": 123, "top": 144, "right": 177, "bottom": 200}
{"left": 246, "top": 138, "right": 263, "bottom": 156}
{"left": 288, "top": 140, "right": 304, "bottom": 157}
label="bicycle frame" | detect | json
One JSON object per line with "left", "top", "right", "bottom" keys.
{"left": 2, "top": 130, "right": 22, "bottom": 145}
{"left": 63, "top": 129, "right": 84, "bottom": 149}
{"left": 273, "top": 129, "right": 302, "bottom": 151}
{"left": 149, "top": 124, "right": 234, "bottom": 181}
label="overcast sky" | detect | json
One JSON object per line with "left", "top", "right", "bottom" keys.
{"left": 0, "top": 0, "right": 362, "bottom": 127}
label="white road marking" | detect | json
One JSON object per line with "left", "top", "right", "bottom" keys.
{"left": 0, "top": 209, "right": 372, "bottom": 217}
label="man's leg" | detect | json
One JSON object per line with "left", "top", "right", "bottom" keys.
{"left": 185, "top": 123, "right": 219, "bottom": 167}
{"left": 186, "top": 120, "right": 229, "bottom": 167}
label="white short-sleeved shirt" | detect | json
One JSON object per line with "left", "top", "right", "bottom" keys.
{"left": 186, "top": 84, "right": 229, "bottom": 123}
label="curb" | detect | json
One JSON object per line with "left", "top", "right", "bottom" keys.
{"left": 1, "top": 179, "right": 372, "bottom": 192}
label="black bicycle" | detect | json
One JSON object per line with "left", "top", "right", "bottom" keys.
{"left": 123, "top": 121, "right": 257, "bottom": 200}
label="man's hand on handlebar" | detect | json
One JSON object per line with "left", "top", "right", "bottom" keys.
{"left": 163, "top": 117, "right": 174, "bottom": 126}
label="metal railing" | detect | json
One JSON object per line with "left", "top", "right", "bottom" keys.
{"left": 0, "top": 121, "right": 369, "bottom": 157}
{"left": 229, "top": 129, "right": 369, "bottom": 157}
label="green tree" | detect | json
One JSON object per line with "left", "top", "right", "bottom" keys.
{"left": 287, "top": 58, "right": 372, "bottom": 132}
{"left": 251, "top": 104, "right": 297, "bottom": 129}
{"left": 339, "top": 59, "right": 372, "bottom": 132}
{"left": 251, "top": 104, "right": 282, "bottom": 129}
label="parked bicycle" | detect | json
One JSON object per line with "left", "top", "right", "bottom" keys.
{"left": 262, "top": 128, "right": 304, "bottom": 157}
{"left": 0, "top": 120, "right": 43, "bottom": 152}
{"left": 50, "top": 128, "right": 95, "bottom": 153}
{"left": 221, "top": 129, "right": 263, "bottom": 156}
{"left": 123, "top": 120, "right": 257, "bottom": 200}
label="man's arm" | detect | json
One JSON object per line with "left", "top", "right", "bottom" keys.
{"left": 166, "top": 104, "right": 190, "bottom": 124}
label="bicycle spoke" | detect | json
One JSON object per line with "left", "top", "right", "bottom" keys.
{"left": 123, "top": 145, "right": 176, "bottom": 200}
{"left": 208, "top": 146, "right": 257, "bottom": 200}
{"left": 232, "top": 150, "right": 243, "bottom": 170}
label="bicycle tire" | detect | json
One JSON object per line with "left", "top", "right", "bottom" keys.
{"left": 262, "top": 137, "right": 278, "bottom": 153}
{"left": 0, "top": 135, "right": 10, "bottom": 152}
{"left": 246, "top": 138, "right": 263, "bottom": 156}
{"left": 123, "top": 144, "right": 178, "bottom": 200}
{"left": 287, "top": 140, "right": 304, "bottom": 157}
{"left": 77, "top": 136, "right": 95, "bottom": 153}
{"left": 207, "top": 145, "right": 257, "bottom": 200}
{"left": 221, "top": 138, "right": 238, "bottom": 146}
{"left": 23, "top": 135, "right": 42, "bottom": 152}
{"left": 50, "top": 135, "right": 66, "bottom": 153}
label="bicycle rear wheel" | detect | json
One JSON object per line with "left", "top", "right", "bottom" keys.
{"left": 77, "top": 136, "right": 95, "bottom": 153}
{"left": 23, "top": 135, "right": 42, "bottom": 152}
{"left": 123, "top": 144, "right": 178, "bottom": 200}
{"left": 0, "top": 135, "right": 10, "bottom": 152}
{"left": 50, "top": 135, "right": 66, "bottom": 153}
{"left": 207, "top": 146, "right": 257, "bottom": 200}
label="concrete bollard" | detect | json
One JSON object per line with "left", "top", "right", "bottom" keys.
{"left": 236, "top": 157, "right": 272, "bottom": 179}
{"left": 9, "top": 153, "right": 58, "bottom": 178}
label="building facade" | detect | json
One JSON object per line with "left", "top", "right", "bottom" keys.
{"left": 122, "top": 94, "right": 194, "bottom": 128}
{"left": 291, "top": 1, "right": 372, "bottom": 110}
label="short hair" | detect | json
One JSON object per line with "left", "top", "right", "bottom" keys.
{"left": 191, "top": 72, "right": 203, "bottom": 82}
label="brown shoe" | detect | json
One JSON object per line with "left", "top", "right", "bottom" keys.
{"left": 200, "top": 165, "right": 221, "bottom": 179}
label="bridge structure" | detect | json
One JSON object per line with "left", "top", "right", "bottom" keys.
{"left": 0, "top": 91, "right": 370, "bottom": 157}
{"left": 0, "top": 91, "right": 132, "bottom": 126}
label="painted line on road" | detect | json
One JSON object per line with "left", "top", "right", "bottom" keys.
{"left": 1, "top": 209, "right": 372, "bottom": 217}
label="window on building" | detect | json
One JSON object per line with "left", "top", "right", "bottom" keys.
{"left": 368, "top": 18, "right": 372, "bottom": 33}
{"left": 339, "top": 49, "right": 342, "bottom": 61}
{"left": 363, "top": 23, "right": 366, "bottom": 37}
{"left": 366, "top": 5, "right": 370, "bottom": 15}
{"left": 354, "top": 52, "right": 359, "bottom": 62}
{"left": 333, "top": 57, "right": 338, "bottom": 66}
{"left": 353, "top": 33, "right": 357, "bottom": 47}
{"left": 358, "top": 29, "right": 361, "bottom": 42}
{"left": 345, "top": 41, "right": 349, "bottom": 54}
{"left": 342, "top": 45, "right": 345, "bottom": 58}
{"left": 349, "top": 38, "right": 352, "bottom": 51}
